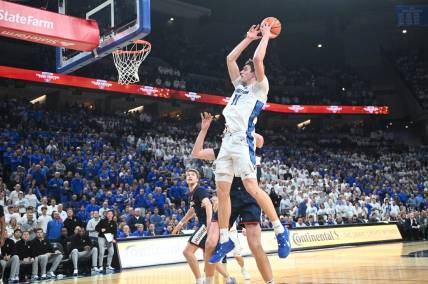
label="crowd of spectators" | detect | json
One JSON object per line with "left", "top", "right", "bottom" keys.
{"left": 0, "top": 98, "right": 427, "bottom": 276}
{"left": 394, "top": 50, "right": 428, "bottom": 109}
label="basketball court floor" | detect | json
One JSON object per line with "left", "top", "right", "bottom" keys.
{"left": 57, "top": 241, "right": 428, "bottom": 284}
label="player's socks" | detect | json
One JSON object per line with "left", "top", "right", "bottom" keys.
{"left": 195, "top": 277, "right": 204, "bottom": 284}
{"left": 205, "top": 277, "right": 214, "bottom": 284}
{"left": 272, "top": 220, "right": 285, "bottom": 234}
{"left": 219, "top": 228, "right": 229, "bottom": 244}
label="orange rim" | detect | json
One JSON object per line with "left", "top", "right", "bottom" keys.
{"left": 113, "top": 40, "right": 151, "bottom": 54}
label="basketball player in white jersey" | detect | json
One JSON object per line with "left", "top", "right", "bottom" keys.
{"left": 192, "top": 112, "right": 275, "bottom": 284}
{"left": 209, "top": 23, "right": 290, "bottom": 263}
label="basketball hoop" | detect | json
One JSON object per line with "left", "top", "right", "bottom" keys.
{"left": 112, "top": 40, "right": 151, "bottom": 85}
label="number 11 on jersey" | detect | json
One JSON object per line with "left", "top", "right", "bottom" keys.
{"left": 231, "top": 94, "right": 241, "bottom": 105}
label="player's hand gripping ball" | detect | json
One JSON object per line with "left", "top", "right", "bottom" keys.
{"left": 261, "top": 17, "right": 282, "bottom": 39}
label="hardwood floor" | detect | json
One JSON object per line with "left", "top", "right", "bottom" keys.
{"left": 58, "top": 241, "right": 428, "bottom": 283}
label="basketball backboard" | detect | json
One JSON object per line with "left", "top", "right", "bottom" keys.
{"left": 56, "top": 0, "right": 150, "bottom": 74}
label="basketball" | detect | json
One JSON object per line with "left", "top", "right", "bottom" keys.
{"left": 261, "top": 17, "right": 282, "bottom": 38}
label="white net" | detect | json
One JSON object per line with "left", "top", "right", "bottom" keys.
{"left": 112, "top": 40, "right": 151, "bottom": 85}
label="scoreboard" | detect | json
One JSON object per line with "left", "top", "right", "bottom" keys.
{"left": 396, "top": 5, "right": 428, "bottom": 27}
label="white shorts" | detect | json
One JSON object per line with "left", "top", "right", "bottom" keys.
{"left": 214, "top": 132, "right": 257, "bottom": 183}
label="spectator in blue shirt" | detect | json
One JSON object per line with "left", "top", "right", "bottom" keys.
{"left": 76, "top": 205, "right": 87, "bottom": 223}
{"left": 47, "top": 172, "right": 63, "bottom": 201}
{"left": 118, "top": 225, "right": 132, "bottom": 239}
{"left": 31, "top": 164, "right": 46, "bottom": 186}
{"left": 71, "top": 172, "right": 84, "bottom": 197}
{"left": 46, "top": 211, "right": 64, "bottom": 241}
{"left": 86, "top": 197, "right": 101, "bottom": 220}
{"left": 131, "top": 224, "right": 146, "bottom": 237}
{"left": 135, "top": 189, "right": 148, "bottom": 208}
{"left": 153, "top": 187, "right": 166, "bottom": 213}
{"left": 149, "top": 207, "right": 162, "bottom": 232}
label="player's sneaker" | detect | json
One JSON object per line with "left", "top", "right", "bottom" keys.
{"left": 276, "top": 227, "right": 291, "bottom": 258}
{"left": 241, "top": 267, "right": 251, "bottom": 280}
{"left": 208, "top": 239, "right": 235, "bottom": 264}
{"left": 225, "top": 277, "right": 237, "bottom": 284}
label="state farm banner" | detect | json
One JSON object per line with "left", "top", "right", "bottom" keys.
{"left": 0, "top": 0, "right": 99, "bottom": 51}
{"left": 0, "top": 65, "right": 389, "bottom": 115}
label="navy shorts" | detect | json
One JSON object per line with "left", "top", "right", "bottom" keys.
{"left": 230, "top": 190, "right": 261, "bottom": 226}
{"left": 211, "top": 191, "right": 261, "bottom": 227}
{"left": 188, "top": 224, "right": 207, "bottom": 249}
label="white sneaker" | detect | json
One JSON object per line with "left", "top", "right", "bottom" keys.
{"left": 106, "top": 266, "right": 114, "bottom": 271}
{"left": 73, "top": 269, "right": 78, "bottom": 277}
{"left": 242, "top": 268, "right": 251, "bottom": 280}
{"left": 47, "top": 272, "right": 56, "bottom": 279}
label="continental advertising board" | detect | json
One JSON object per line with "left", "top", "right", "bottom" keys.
{"left": 117, "top": 224, "right": 402, "bottom": 269}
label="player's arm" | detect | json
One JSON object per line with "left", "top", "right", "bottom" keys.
{"left": 253, "top": 22, "right": 272, "bottom": 82}
{"left": 254, "top": 133, "right": 264, "bottom": 148}
{"left": 226, "top": 25, "right": 261, "bottom": 82}
{"left": 172, "top": 207, "right": 195, "bottom": 234}
{"left": 202, "top": 197, "right": 213, "bottom": 229}
{"left": 191, "top": 112, "right": 216, "bottom": 161}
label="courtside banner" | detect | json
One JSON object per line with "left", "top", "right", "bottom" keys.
{"left": 117, "top": 224, "right": 401, "bottom": 268}
{"left": 0, "top": 65, "right": 389, "bottom": 115}
{"left": 0, "top": 0, "right": 99, "bottom": 51}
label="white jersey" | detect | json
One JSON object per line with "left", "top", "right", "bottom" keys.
{"left": 223, "top": 76, "right": 269, "bottom": 134}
